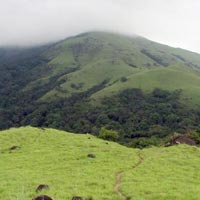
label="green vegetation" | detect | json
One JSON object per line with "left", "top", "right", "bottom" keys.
{"left": 0, "top": 127, "right": 199, "bottom": 200}
{"left": 92, "top": 65, "right": 200, "bottom": 107}
{"left": 1, "top": 32, "right": 200, "bottom": 145}
{"left": 122, "top": 145, "right": 200, "bottom": 200}
{"left": 98, "top": 127, "right": 119, "bottom": 141}
{"left": 1, "top": 32, "right": 200, "bottom": 106}
{"left": 2, "top": 87, "right": 200, "bottom": 147}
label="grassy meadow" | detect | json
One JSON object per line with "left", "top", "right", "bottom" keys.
{"left": 0, "top": 127, "right": 200, "bottom": 200}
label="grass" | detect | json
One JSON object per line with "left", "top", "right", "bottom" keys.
{"left": 123, "top": 146, "right": 200, "bottom": 200}
{"left": 19, "top": 32, "right": 200, "bottom": 107}
{"left": 91, "top": 64, "right": 200, "bottom": 107}
{"left": 40, "top": 59, "right": 136, "bottom": 101}
{"left": 0, "top": 127, "right": 138, "bottom": 200}
{"left": 0, "top": 127, "right": 200, "bottom": 200}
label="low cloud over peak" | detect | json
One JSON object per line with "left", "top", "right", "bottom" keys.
{"left": 1, "top": 0, "right": 200, "bottom": 53}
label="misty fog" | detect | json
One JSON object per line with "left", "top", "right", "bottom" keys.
{"left": 1, "top": 0, "right": 200, "bottom": 53}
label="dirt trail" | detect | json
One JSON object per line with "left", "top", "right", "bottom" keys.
{"left": 133, "top": 152, "right": 144, "bottom": 169}
{"left": 114, "top": 171, "right": 128, "bottom": 200}
{"left": 114, "top": 151, "right": 144, "bottom": 200}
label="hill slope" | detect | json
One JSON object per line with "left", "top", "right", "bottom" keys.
{"left": 1, "top": 32, "right": 200, "bottom": 144}
{"left": 22, "top": 32, "right": 200, "bottom": 105}
{"left": 0, "top": 127, "right": 199, "bottom": 200}
{"left": 38, "top": 33, "right": 200, "bottom": 105}
{"left": 1, "top": 32, "right": 200, "bottom": 105}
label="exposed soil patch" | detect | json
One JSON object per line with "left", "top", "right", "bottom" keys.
{"left": 10, "top": 146, "right": 20, "bottom": 151}
{"left": 36, "top": 184, "right": 49, "bottom": 193}
{"left": 72, "top": 197, "right": 83, "bottom": 200}
{"left": 9, "top": 146, "right": 21, "bottom": 153}
{"left": 169, "top": 135, "right": 196, "bottom": 146}
{"left": 87, "top": 153, "right": 96, "bottom": 158}
{"left": 33, "top": 195, "right": 53, "bottom": 200}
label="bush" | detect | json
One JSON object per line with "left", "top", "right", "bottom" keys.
{"left": 128, "top": 137, "right": 160, "bottom": 148}
{"left": 98, "top": 127, "right": 119, "bottom": 141}
{"left": 188, "top": 131, "right": 200, "bottom": 144}
{"left": 120, "top": 77, "right": 128, "bottom": 82}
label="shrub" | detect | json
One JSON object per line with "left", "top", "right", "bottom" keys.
{"left": 120, "top": 77, "right": 128, "bottom": 82}
{"left": 188, "top": 131, "right": 200, "bottom": 144}
{"left": 98, "top": 127, "right": 119, "bottom": 141}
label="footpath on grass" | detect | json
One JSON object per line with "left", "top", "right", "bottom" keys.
{"left": 114, "top": 151, "right": 144, "bottom": 200}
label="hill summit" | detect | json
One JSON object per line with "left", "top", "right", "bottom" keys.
{"left": 1, "top": 32, "right": 200, "bottom": 103}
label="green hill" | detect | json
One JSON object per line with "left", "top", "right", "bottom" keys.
{"left": 0, "top": 127, "right": 199, "bottom": 200}
{"left": 92, "top": 64, "right": 200, "bottom": 106}
{"left": 1, "top": 32, "right": 200, "bottom": 105}
{"left": 20, "top": 32, "right": 200, "bottom": 105}
{"left": 1, "top": 32, "right": 200, "bottom": 145}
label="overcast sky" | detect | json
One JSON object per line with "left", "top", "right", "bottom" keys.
{"left": 1, "top": 0, "right": 200, "bottom": 53}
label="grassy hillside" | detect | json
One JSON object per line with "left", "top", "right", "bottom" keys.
{"left": 37, "top": 33, "right": 200, "bottom": 105}
{"left": 92, "top": 64, "right": 200, "bottom": 106}
{"left": 4, "top": 32, "right": 199, "bottom": 105}
{"left": 0, "top": 127, "right": 199, "bottom": 200}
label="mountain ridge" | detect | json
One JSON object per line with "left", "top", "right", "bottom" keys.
{"left": 3, "top": 31, "right": 200, "bottom": 104}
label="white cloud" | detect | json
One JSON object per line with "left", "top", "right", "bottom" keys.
{"left": 0, "top": 0, "right": 200, "bottom": 53}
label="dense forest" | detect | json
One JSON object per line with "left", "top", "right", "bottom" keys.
{"left": 1, "top": 83, "right": 200, "bottom": 147}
